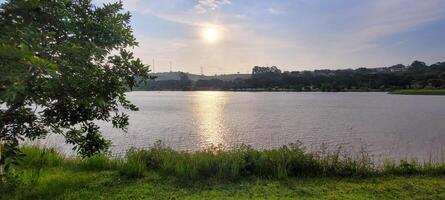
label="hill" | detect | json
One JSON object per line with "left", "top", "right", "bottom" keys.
{"left": 151, "top": 72, "right": 251, "bottom": 81}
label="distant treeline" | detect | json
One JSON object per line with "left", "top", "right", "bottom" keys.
{"left": 136, "top": 61, "right": 445, "bottom": 91}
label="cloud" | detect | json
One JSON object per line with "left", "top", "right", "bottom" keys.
{"left": 94, "top": 0, "right": 235, "bottom": 27}
{"left": 93, "top": 0, "right": 445, "bottom": 71}
{"left": 361, "top": 0, "right": 443, "bottom": 40}
{"left": 131, "top": 20, "right": 302, "bottom": 74}
{"left": 267, "top": 7, "right": 285, "bottom": 15}
{"left": 194, "top": 0, "right": 231, "bottom": 14}
{"left": 330, "top": 0, "right": 445, "bottom": 54}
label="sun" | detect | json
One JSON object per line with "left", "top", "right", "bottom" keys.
{"left": 202, "top": 27, "right": 220, "bottom": 44}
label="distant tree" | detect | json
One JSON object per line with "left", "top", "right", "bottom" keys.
{"left": 195, "top": 79, "right": 225, "bottom": 89}
{"left": 427, "top": 79, "right": 444, "bottom": 88}
{"left": 0, "top": 0, "right": 151, "bottom": 181}
{"left": 178, "top": 72, "right": 192, "bottom": 90}
{"left": 411, "top": 61, "right": 427, "bottom": 68}
{"left": 252, "top": 66, "right": 281, "bottom": 75}
{"left": 137, "top": 62, "right": 445, "bottom": 91}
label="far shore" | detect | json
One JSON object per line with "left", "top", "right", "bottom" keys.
{"left": 389, "top": 89, "right": 445, "bottom": 95}
{"left": 134, "top": 88, "right": 445, "bottom": 95}
{"left": 134, "top": 88, "right": 386, "bottom": 92}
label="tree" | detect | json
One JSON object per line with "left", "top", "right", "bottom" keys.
{"left": 0, "top": 0, "right": 151, "bottom": 182}
{"left": 178, "top": 72, "right": 192, "bottom": 90}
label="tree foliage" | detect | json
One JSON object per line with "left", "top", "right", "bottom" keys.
{"left": 0, "top": 0, "right": 150, "bottom": 162}
{"left": 139, "top": 61, "right": 445, "bottom": 91}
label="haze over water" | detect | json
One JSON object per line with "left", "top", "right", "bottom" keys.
{"left": 44, "top": 91, "right": 445, "bottom": 162}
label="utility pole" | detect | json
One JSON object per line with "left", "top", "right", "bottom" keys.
{"left": 200, "top": 66, "right": 204, "bottom": 76}
{"left": 169, "top": 61, "right": 172, "bottom": 72}
{"left": 152, "top": 58, "right": 155, "bottom": 73}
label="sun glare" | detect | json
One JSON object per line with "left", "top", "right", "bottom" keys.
{"left": 202, "top": 27, "right": 220, "bottom": 44}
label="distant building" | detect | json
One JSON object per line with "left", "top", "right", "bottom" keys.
{"left": 388, "top": 64, "right": 407, "bottom": 72}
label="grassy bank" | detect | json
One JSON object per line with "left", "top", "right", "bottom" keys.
{"left": 3, "top": 168, "right": 445, "bottom": 199}
{"left": 2, "top": 144, "right": 445, "bottom": 199}
{"left": 389, "top": 89, "right": 445, "bottom": 95}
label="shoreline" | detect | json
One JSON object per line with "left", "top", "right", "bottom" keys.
{"left": 134, "top": 89, "right": 386, "bottom": 92}
{"left": 134, "top": 89, "right": 445, "bottom": 95}
{"left": 389, "top": 89, "right": 445, "bottom": 95}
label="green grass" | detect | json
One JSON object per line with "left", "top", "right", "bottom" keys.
{"left": 2, "top": 168, "right": 445, "bottom": 199}
{"left": 389, "top": 89, "right": 445, "bottom": 95}
{"left": 2, "top": 144, "right": 445, "bottom": 199}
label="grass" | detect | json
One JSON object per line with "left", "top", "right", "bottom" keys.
{"left": 389, "top": 89, "right": 445, "bottom": 95}
{"left": 2, "top": 168, "right": 445, "bottom": 199}
{"left": 2, "top": 143, "right": 445, "bottom": 199}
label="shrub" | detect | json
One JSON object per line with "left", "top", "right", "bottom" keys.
{"left": 118, "top": 149, "right": 147, "bottom": 178}
{"left": 79, "top": 154, "right": 116, "bottom": 171}
{"left": 20, "top": 146, "right": 65, "bottom": 168}
{"left": 16, "top": 142, "right": 445, "bottom": 181}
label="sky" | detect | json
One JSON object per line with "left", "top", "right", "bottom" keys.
{"left": 4, "top": 0, "right": 445, "bottom": 74}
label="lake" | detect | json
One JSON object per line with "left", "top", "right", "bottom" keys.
{"left": 43, "top": 91, "right": 445, "bottom": 162}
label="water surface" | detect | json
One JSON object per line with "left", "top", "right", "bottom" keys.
{"left": 44, "top": 91, "right": 445, "bottom": 162}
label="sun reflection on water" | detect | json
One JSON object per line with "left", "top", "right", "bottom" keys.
{"left": 192, "top": 91, "right": 228, "bottom": 148}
